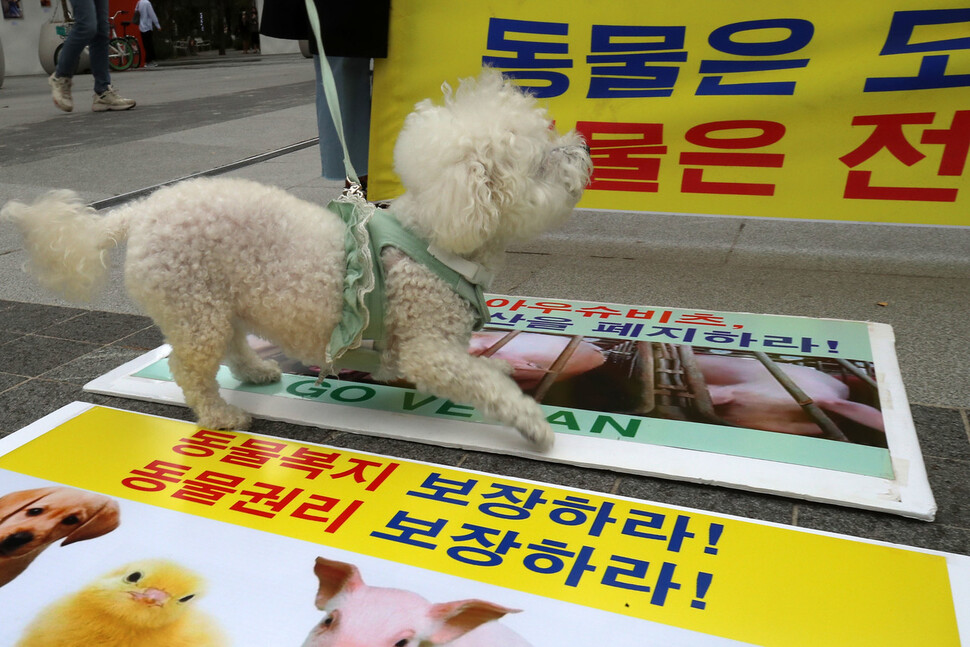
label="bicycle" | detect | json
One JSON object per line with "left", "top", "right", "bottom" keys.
{"left": 107, "top": 10, "right": 140, "bottom": 71}
{"left": 51, "top": 10, "right": 140, "bottom": 72}
{"left": 111, "top": 10, "right": 142, "bottom": 70}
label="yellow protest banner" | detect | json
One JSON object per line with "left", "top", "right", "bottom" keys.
{"left": 0, "top": 405, "right": 962, "bottom": 646}
{"left": 369, "top": 1, "right": 970, "bottom": 226}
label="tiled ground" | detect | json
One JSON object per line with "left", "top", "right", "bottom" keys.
{"left": 2, "top": 298, "right": 968, "bottom": 556}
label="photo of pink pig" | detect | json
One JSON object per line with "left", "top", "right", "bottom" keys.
{"left": 694, "top": 353, "right": 886, "bottom": 439}
{"left": 301, "top": 556, "right": 533, "bottom": 647}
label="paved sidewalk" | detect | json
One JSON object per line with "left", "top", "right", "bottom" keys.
{"left": 1, "top": 56, "right": 968, "bottom": 556}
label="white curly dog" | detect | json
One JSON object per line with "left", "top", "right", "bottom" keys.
{"left": 3, "top": 69, "right": 591, "bottom": 451}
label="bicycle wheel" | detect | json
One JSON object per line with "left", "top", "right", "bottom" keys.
{"left": 126, "top": 37, "right": 142, "bottom": 69}
{"left": 107, "top": 37, "right": 133, "bottom": 71}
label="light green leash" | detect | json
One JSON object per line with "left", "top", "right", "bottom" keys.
{"left": 304, "top": 0, "right": 360, "bottom": 187}
{"left": 303, "top": 0, "right": 376, "bottom": 372}
{"left": 303, "top": 0, "right": 493, "bottom": 376}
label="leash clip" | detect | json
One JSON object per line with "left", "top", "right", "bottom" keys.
{"left": 341, "top": 180, "right": 367, "bottom": 202}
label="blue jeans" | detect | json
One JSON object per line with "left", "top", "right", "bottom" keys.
{"left": 55, "top": 0, "right": 111, "bottom": 94}
{"left": 313, "top": 55, "right": 371, "bottom": 181}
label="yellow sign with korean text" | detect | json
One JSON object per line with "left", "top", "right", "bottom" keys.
{"left": 0, "top": 406, "right": 963, "bottom": 646}
{"left": 368, "top": 1, "right": 970, "bottom": 226}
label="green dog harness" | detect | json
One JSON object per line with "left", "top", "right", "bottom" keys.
{"left": 326, "top": 200, "right": 491, "bottom": 372}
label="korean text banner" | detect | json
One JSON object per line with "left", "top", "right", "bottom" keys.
{"left": 0, "top": 404, "right": 966, "bottom": 646}
{"left": 368, "top": 1, "right": 970, "bottom": 226}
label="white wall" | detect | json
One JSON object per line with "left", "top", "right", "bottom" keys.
{"left": 0, "top": 1, "right": 57, "bottom": 76}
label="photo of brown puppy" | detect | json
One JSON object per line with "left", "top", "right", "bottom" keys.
{"left": 0, "top": 486, "right": 120, "bottom": 587}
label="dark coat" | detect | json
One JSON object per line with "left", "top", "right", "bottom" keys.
{"left": 259, "top": 0, "right": 390, "bottom": 58}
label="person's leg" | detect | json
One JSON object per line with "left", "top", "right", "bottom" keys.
{"left": 54, "top": 0, "right": 97, "bottom": 79}
{"left": 88, "top": 0, "right": 134, "bottom": 110}
{"left": 141, "top": 29, "right": 156, "bottom": 64}
{"left": 313, "top": 55, "right": 372, "bottom": 182}
{"left": 88, "top": 0, "right": 111, "bottom": 94}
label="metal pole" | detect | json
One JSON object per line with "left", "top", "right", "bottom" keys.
{"left": 89, "top": 138, "right": 319, "bottom": 211}
{"left": 752, "top": 352, "right": 849, "bottom": 442}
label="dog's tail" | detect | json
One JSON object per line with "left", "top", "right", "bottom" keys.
{"left": 1, "top": 190, "right": 131, "bottom": 302}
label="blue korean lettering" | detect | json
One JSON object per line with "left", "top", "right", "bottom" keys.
{"left": 522, "top": 540, "right": 597, "bottom": 586}
{"left": 370, "top": 511, "right": 446, "bottom": 549}
{"left": 586, "top": 25, "right": 688, "bottom": 98}
{"left": 406, "top": 472, "right": 477, "bottom": 505}
{"left": 548, "top": 496, "right": 618, "bottom": 536}
{"left": 600, "top": 558, "right": 683, "bottom": 605}
{"left": 446, "top": 524, "right": 523, "bottom": 566}
{"left": 592, "top": 322, "right": 644, "bottom": 337}
{"left": 865, "top": 8, "right": 970, "bottom": 92}
{"left": 482, "top": 18, "right": 572, "bottom": 98}
{"left": 524, "top": 316, "right": 573, "bottom": 331}
{"left": 478, "top": 484, "right": 548, "bottom": 520}
{"left": 697, "top": 18, "right": 814, "bottom": 95}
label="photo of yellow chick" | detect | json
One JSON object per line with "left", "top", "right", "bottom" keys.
{"left": 17, "top": 558, "right": 228, "bottom": 647}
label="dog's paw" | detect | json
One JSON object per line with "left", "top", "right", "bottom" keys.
{"left": 231, "top": 359, "right": 282, "bottom": 385}
{"left": 482, "top": 356, "right": 515, "bottom": 377}
{"left": 517, "top": 415, "right": 555, "bottom": 452}
{"left": 197, "top": 405, "right": 251, "bottom": 431}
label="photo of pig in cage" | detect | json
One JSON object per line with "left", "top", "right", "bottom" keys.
{"left": 248, "top": 330, "right": 886, "bottom": 448}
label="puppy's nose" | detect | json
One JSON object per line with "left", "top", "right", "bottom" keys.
{"left": 0, "top": 531, "right": 34, "bottom": 553}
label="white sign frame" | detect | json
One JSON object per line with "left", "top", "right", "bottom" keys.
{"left": 83, "top": 297, "right": 935, "bottom": 521}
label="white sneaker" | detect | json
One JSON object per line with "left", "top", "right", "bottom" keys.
{"left": 49, "top": 73, "right": 73, "bottom": 112}
{"left": 92, "top": 86, "right": 136, "bottom": 112}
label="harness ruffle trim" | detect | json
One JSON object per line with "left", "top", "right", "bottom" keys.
{"left": 325, "top": 195, "right": 377, "bottom": 368}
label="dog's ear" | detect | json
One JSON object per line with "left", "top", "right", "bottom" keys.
{"left": 421, "top": 152, "right": 504, "bottom": 255}
{"left": 61, "top": 498, "right": 120, "bottom": 545}
{"left": 312, "top": 557, "right": 365, "bottom": 609}
{"left": 0, "top": 487, "right": 58, "bottom": 521}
